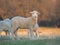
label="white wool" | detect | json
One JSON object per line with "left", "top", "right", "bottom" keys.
{"left": 0, "top": 18, "right": 11, "bottom": 36}
{"left": 10, "top": 10, "right": 40, "bottom": 39}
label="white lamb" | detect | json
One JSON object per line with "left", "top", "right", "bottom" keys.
{"left": 10, "top": 10, "right": 40, "bottom": 39}
{"left": 0, "top": 18, "right": 11, "bottom": 36}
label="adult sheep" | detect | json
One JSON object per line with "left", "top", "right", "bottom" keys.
{"left": 0, "top": 18, "right": 11, "bottom": 36}
{"left": 10, "top": 10, "right": 40, "bottom": 40}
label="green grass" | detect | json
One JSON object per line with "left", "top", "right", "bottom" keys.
{"left": 0, "top": 38, "right": 60, "bottom": 45}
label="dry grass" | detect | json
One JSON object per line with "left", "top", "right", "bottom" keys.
{"left": 37, "top": 27, "right": 60, "bottom": 36}
{"left": 0, "top": 27, "right": 60, "bottom": 38}
{"left": 16, "top": 27, "right": 60, "bottom": 38}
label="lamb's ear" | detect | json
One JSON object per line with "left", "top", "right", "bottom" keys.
{"left": 38, "top": 12, "right": 40, "bottom": 15}
{"left": 30, "top": 10, "right": 40, "bottom": 15}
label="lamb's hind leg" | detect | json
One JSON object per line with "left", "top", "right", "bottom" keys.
{"left": 10, "top": 29, "right": 17, "bottom": 40}
{"left": 9, "top": 31, "right": 15, "bottom": 40}
{"left": 0, "top": 31, "right": 2, "bottom": 37}
{"left": 14, "top": 28, "right": 20, "bottom": 40}
{"left": 10, "top": 22, "right": 19, "bottom": 40}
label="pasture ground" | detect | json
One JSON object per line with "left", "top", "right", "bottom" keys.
{"left": 0, "top": 27, "right": 60, "bottom": 45}
{"left": 0, "top": 38, "right": 60, "bottom": 45}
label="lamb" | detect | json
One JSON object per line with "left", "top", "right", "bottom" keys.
{"left": 0, "top": 18, "right": 11, "bottom": 36}
{"left": 10, "top": 10, "right": 40, "bottom": 40}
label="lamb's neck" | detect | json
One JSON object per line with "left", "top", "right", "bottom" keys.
{"left": 30, "top": 17, "right": 37, "bottom": 24}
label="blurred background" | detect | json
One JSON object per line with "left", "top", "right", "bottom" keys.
{"left": 0, "top": 0, "right": 60, "bottom": 38}
{"left": 0, "top": 0, "right": 60, "bottom": 27}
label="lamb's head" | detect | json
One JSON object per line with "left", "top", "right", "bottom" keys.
{"left": 30, "top": 10, "right": 40, "bottom": 22}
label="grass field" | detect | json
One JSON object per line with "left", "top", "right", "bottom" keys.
{"left": 0, "top": 38, "right": 60, "bottom": 45}
{"left": 0, "top": 27, "right": 60, "bottom": 45}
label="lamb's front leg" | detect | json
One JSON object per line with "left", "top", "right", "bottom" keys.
{"left": 28, "top": 28, "right": 35, "bottom": 39}
{"left": 10, "top": 28, "right": 17, "bottom": 40}
{"left": 9, "top": 31, "right": 16, "bottom": 40}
